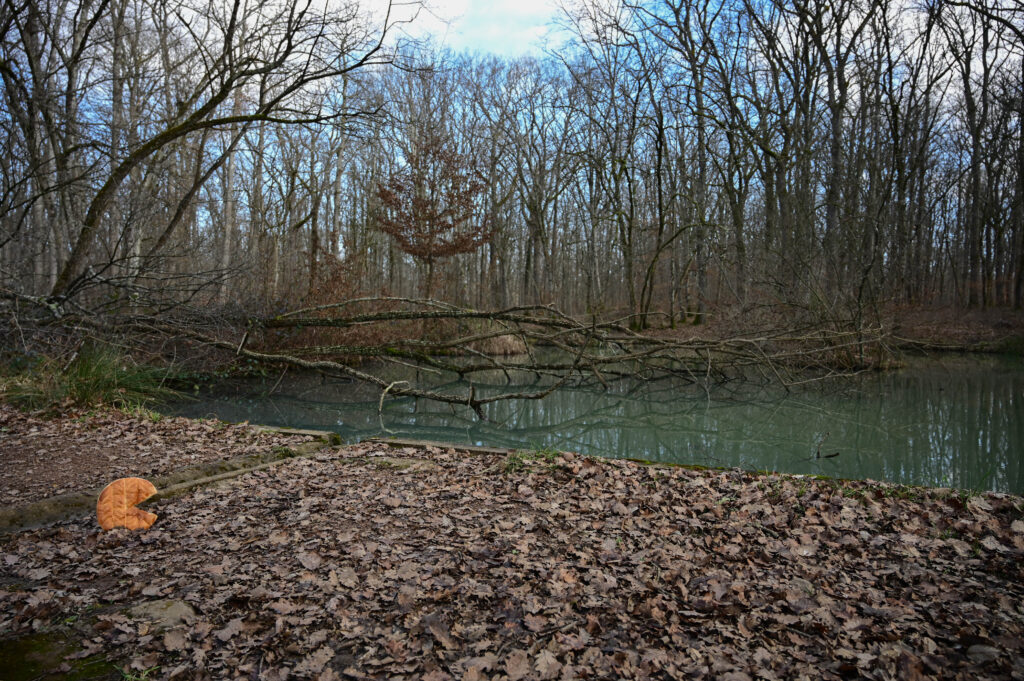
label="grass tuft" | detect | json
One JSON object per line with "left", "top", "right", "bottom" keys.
{"left": 1, "top": 344, "right": 178, "bottom": 411}
{"left": 503, "top": 446, "right": 561, "bottom": 474}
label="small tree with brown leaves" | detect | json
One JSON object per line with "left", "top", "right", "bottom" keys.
{"left": 377, "top": 132, "right": 491, "bottom": 299}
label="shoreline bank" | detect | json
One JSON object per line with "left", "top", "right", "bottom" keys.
{"left": 1, "top": 407, "right": 1023, "bottom": 679}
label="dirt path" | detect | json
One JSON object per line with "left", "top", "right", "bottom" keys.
{"left": 2, "top": 432, "right": 1022, "bottom": 680}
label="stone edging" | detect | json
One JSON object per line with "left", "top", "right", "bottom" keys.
{"left": 0, "top": 426, "right": 341, "bottom": 535}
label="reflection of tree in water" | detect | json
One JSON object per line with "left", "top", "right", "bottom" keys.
{"left": 173, "top": 358, "right": 1024, "bottom": 493}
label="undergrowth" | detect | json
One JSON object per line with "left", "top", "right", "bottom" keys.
{"left": 0, "top": 344, "right": 179, "bottom": 411}
{"left": 503, "top": 446, "right": 561, "bottom": 474}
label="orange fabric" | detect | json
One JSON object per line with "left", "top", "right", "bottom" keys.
{"left": 96, "top": 477, "right": 158, "bottom": 530}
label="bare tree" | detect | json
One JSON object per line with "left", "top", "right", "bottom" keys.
{"left": 0, "top": 0, "right": 407, "bottom": 310}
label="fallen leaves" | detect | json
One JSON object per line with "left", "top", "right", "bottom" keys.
{"left": 213, "top": 617, "right": 245, "bottom": 642}
{"left": 0, "top": 403, "right": 317, "bottom": 507}
{"left": 1, "top": 442, "right": 1023, "bottom": 680}
{"left": 162, "top": 629, "right": 188, "bottom": 652}
{"left": 504, "top": 649, "right": 531, "bottom": 680}
{"left": 297, "top": 550, "right": 323, "bottom": 570}
{"left": 294, "top": 645, "right": 335, "bottom": 675}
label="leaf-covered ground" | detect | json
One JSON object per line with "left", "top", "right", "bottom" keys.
{"left": 0, "top": 404, "right": 315, "bottom": 506}
{"left": 2, "top": 441, "right": 1023, "bottom": 680}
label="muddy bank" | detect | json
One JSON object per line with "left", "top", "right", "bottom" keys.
{"left": 1, "top": 433, "right": 1022, "bottom": 680}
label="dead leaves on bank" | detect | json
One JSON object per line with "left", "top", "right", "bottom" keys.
{"left": 2, "top": 444, "right": 1023, "bottom": 680}
{"left": 0, "top": 404, "right": 316, "bottom": 506}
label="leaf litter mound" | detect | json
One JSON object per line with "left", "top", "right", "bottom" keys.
{"left": 2, "top": 444, "right": 1023, "bottom": 680}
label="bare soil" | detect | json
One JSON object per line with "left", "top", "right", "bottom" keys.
{"left": 0, "top": 409, "right": 1022, "bottom": 680}
{"left": 0, "top": 404, "right": 316, "bottom": 508}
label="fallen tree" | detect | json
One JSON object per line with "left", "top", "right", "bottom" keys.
{"left": 0, "top": 283, "right": 901, "bottom": 420}
{"left": 1, "top": 292, "right": 895, "bottom": 418}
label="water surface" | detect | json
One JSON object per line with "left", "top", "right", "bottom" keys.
{"left": 169, "top": 354, "right": 1024, "bottom": 493}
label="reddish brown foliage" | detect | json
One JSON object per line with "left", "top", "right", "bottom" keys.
{"left": 377, "top": 131, "right": 491, "bottom": 297}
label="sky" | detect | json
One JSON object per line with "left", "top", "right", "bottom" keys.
{"left": 392, "top": 0, "right": 566, "bottom": 57}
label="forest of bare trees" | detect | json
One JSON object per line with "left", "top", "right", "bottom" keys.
{"left": 1, "top": 0, "right": 1022, "bottom": 332}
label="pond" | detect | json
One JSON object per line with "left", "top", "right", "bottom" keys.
{"left": 167, "top": 354, "right": 1024, "bottom": 494}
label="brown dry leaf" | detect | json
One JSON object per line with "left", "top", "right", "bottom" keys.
{"left": 968, "top": 496, "right": 993, "bottom": 513}
{"left": 424, "top": 613, "right": 455, "bottom": 649}
{"left": 306, "top": 630, "right": 330, "bottom": 648}
{"left": 395, "top": 561, "right": 420, "bottom": 580}
{"left": 535, "top": 650, "right": 561, "bottom": 680}
{"left": 214, "top": 617, "right": 245, "bottom": 642}
{"left": 297, "top": 551, "right": 322, "bottom": 570}
{"left": 129, "top": 652, "right": 161, "bottom": 670}
{"left": 505, "top": 649, "right": 531, "bottom": 681}
{"left": 524, "top": 614, "right": 547, "bottom": 632}
{"left": 268, "top": 600, "right": 299, "bottom": 614}
{"left": 162, "top": 629, "right": 188, "bottom": 652}
{"left": 336, "top": 567, "right": 359, "bottom": 588}
{"left": 792, "top": 542, "right": 818, "bottom": 557}
{"left": 464, "top": 664, "right": 485, "bottom": 680}
{"left": 294, "top": 645, "right": 335, "bottom": 674}
{"left": 980, "top": 536, "right": 1008, "bottom": 553}
{"left": 268, "top": 530, "right": 290, "bottom": 545}
{"left": 556, "top": 568, "right": 576, "bottom": 584}
{"left": 463, "top": 652, "right": 499, "bottom": 674}
{"left": 396, "top": 586, "right": 416, "bottom": 612}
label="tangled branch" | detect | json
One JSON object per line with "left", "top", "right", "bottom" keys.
{"left": 1, "top": 294, "right": 894, "bottom": 419}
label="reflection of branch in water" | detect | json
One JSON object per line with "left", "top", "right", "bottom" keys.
{"left": 270, "top": 353, "right": 797, "bottom": 416}
{"left": 168, "top": 350, "right": 1024, "bottom": 494}
{"left": 792, "top": 431, "right": 842, "bottom": 463}
{"left": 375, "top": 387, "right": 788, "bottom": 467}
{"left": 239, "top": 374, "right": 805, "bottom": 465}
{"left": 264, "top": 367, "right": 288, "bottom": 397}
{"left": 215, "top": 370, "right": 811, "bottom": 462}
{"left": 198, "top": 371, "right": 866, "bottom": 466}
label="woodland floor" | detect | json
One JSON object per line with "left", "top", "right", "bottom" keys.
{"left": 652, "top": 305, "right": 1024, "bottom": 353}
{"left": 1, "top": 409, "right": 1023, "bottom": 680}
{"left": 0, "top": 404, "right": 317, "bottom": 507}
{"left": 889, "top": 307, "right": 1024, "bottom": 349}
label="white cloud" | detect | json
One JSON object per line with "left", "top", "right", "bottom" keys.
{"left": 390, "top": 0, "right": 564, "bottom": 57}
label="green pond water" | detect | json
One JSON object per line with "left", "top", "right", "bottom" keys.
{"left": 168, "top": 354, "right": 1024, "bottom": 494}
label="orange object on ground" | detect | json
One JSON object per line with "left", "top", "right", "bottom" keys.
{"left": 96, "top": 477, "right": 158, "bottom": 530}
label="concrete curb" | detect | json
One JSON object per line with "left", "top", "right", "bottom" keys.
{"left": 362, "top": 437, "right": 516, "bottom": 457}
